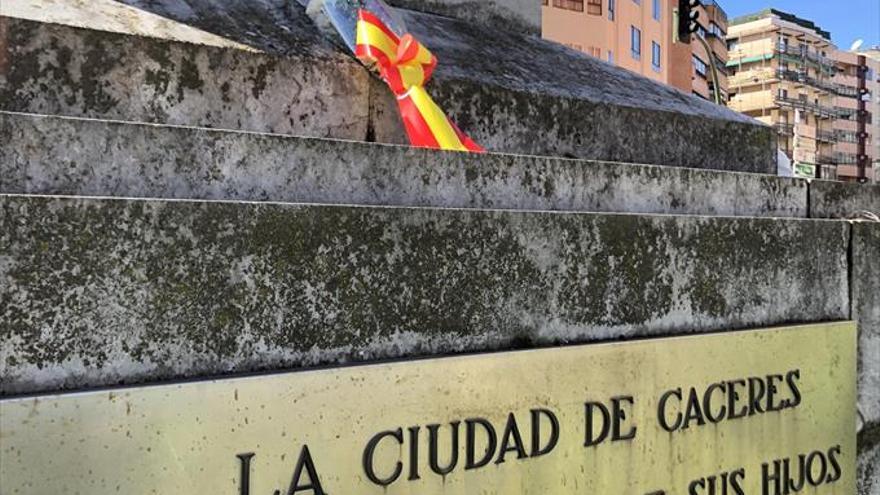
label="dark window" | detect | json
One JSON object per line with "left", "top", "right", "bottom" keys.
{"left": 587, "top": 0, "right": 602, "bottom": 15}
{"left": 608, "top": 0, "right": 615, "bottom": 19}
{"left": 693, "top": 55, "right": 707, "bottom": 78}
{"left": 631, "top": 26, "right": 641, "bottom": 60}
{"left": 708, "top": 22, "right": 725, "bottom": 37}
{"left": 652, "top": 41, "right": 661, "bottom": 71}
{"left": 552, "top": 0, "right": 584, "bottom": 11}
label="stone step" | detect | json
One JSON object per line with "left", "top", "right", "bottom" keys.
{"left": 0, "top": 193, "right": 849, "bottom": 396}
{"left": 0, "top": 1, "right": 775, "bottom": 172}
{"left": 0, "top": 111, "right": 805, "bottom": 217}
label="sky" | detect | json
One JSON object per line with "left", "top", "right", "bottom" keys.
{"left": 724, "top": 0, "right": 880, "bottom": 50}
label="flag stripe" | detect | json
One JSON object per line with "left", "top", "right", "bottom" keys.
{"left": 408, "top": 86, "right": 468, "bottom": 151}
{"left": 358, "top": 10, "right": 400, "bottom": 44}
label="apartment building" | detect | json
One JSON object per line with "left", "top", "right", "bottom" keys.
{"left": 861, "top": 47, "right": 880, "bottom": 181}
{"left": 541, "top": 0, "right": 729, "bottom": 101}
{"left": 727, "top": 9, "right": 876, "bottom": 182}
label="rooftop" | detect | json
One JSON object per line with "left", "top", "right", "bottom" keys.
{"left": 730, "top": 8, "right": 832, "bottom": 42}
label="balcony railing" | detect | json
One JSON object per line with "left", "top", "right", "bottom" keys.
{"left": 774, "top": 69, "right": 861, "bottom": 98}
{"left": 774, "top": 43, "right": 836, "bottom": 72}
{"left": 834, "top": 153, "right": 859, "bottom": 165}
{"left": 820, "top": 165, "right": 838, "bottom": 180}
{"left": 775, "top": 123, "right": 794, "bottom": 136}
{"left": 817, "top": 155, "right": 837, "bottom": 166}
{"left": 816, "top": 130, "right": 838, "bottom": 143}
{"left": 774, "top": 94, "right": 838, "bottom": 119}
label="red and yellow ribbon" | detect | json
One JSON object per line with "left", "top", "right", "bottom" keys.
{"left": 355, "top": 9, "right": 483, "bottom": 152}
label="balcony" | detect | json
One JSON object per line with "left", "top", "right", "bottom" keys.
{"left": 775, "top": 123, "right": 794, "bottom": 136}
{"left": 817, "top": 154, "right": 837, "bottom": 165}
{"left": 774, "top": 43, "right": 836, "bottom": 73}
{"left": 774, "top": 69, "right": 861, "bottom": 98}
{"left": 776, "top": 69, "right": 830, "bottom": 94}
{"left": 835, "top": 85, "right": 860, "bottom": 98}
{"left": 816, "top": 129, "right": 838, "bottom": 143}
{"left": 774, "top": 94, "right": 838, "bottom": 119}
{"left": 833, "top": 153, "right": 859, "bottom": 165}
{"left": 728, "top": 68, "right": 774, "bottom": 87}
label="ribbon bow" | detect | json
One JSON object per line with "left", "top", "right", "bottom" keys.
{"left": 355, "top": 9, "right": 483, "bottom": 152}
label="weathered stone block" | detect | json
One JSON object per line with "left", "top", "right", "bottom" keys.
{"left": 386, "top": 0, "right": 540, "bottom": 35}
{"left": 853, "top": 223, "right": 880, "bottom": 430}
{"left": 0, "top": 16, "right": 370, "bottom": 139}
{"left": 1, "top": 1, "right": 776, "bottom": 172}
{"left": 858, "top": 437, "right": 880, "bottom": 495}
{"left": 810, "top": 180, "right": 880, "bottom": 219}
{"left": 0, "top": 195, "right": 848, "bottom": 395}
{"left": 0, "top": 111, "right": 806, "bottom": 216}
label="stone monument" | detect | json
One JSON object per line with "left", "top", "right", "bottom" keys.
{"left": 1, "top": 0, "right": 878, "bottom": 493}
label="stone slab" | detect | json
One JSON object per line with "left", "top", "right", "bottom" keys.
{"left": 852, "top": 222, "right": 880, "bottom": 495}
{"left": 0, "top": 195, "right": 849, "bottom": 395}
{"left": 0, "top": 111, "right": 807, "bottom": 217}
{"left": 0, "top": 16, "right": 370, "bottom": 139}
{"left": 1, "top": 2, "right": 776, "bottom": 172}
{"left": 810, "top": 180, "right": 880, "bottom": 219}
{"left": 858, "top": 437, "right": 880, "bottom": 495}
{"left": 0, "top": 0, "right": 256, "bottom": 50}
{"left": 387, "top": 0, "right": 540, "bottom": 35}
{"left": 0, "top": 323, "right": 858, "bottom": 494}
{"left": 853, "top": 222, "right": 880, "bottom": 432}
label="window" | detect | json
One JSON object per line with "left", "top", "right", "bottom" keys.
{"left": 651, "top": 41, "right": 661, "bottom": 71}
{"left": 692, "top": 55, "right": 707, "bottom": 78}
{"left": 631, "top": 26, "right": 641, "bottom": 60}
{"left": 633, "top": 0, "right": 640, "bottom": 4}
{"left": 727, "top": 38, "right": 739, "bottom": 51}
{"left": 608, "top": 0, "right": 615, "bottom": 19}
{"left": 552, "top": 0, "right": 584, "bottom": 11}
{"left": 608, "top": 50, "right": 614, "bottom": 63}
{"left": 652, "top": 0, "right": 660, "bottom": 20}
{"left": 587, "top": 0, "right": 602, "bottom": 15}
{"left": 708, "top": 22, "right": 725, "bottom": 38}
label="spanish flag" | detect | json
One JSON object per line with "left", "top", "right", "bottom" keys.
{"left": 355, "top": 9, "right": 484, "bottom": 152}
